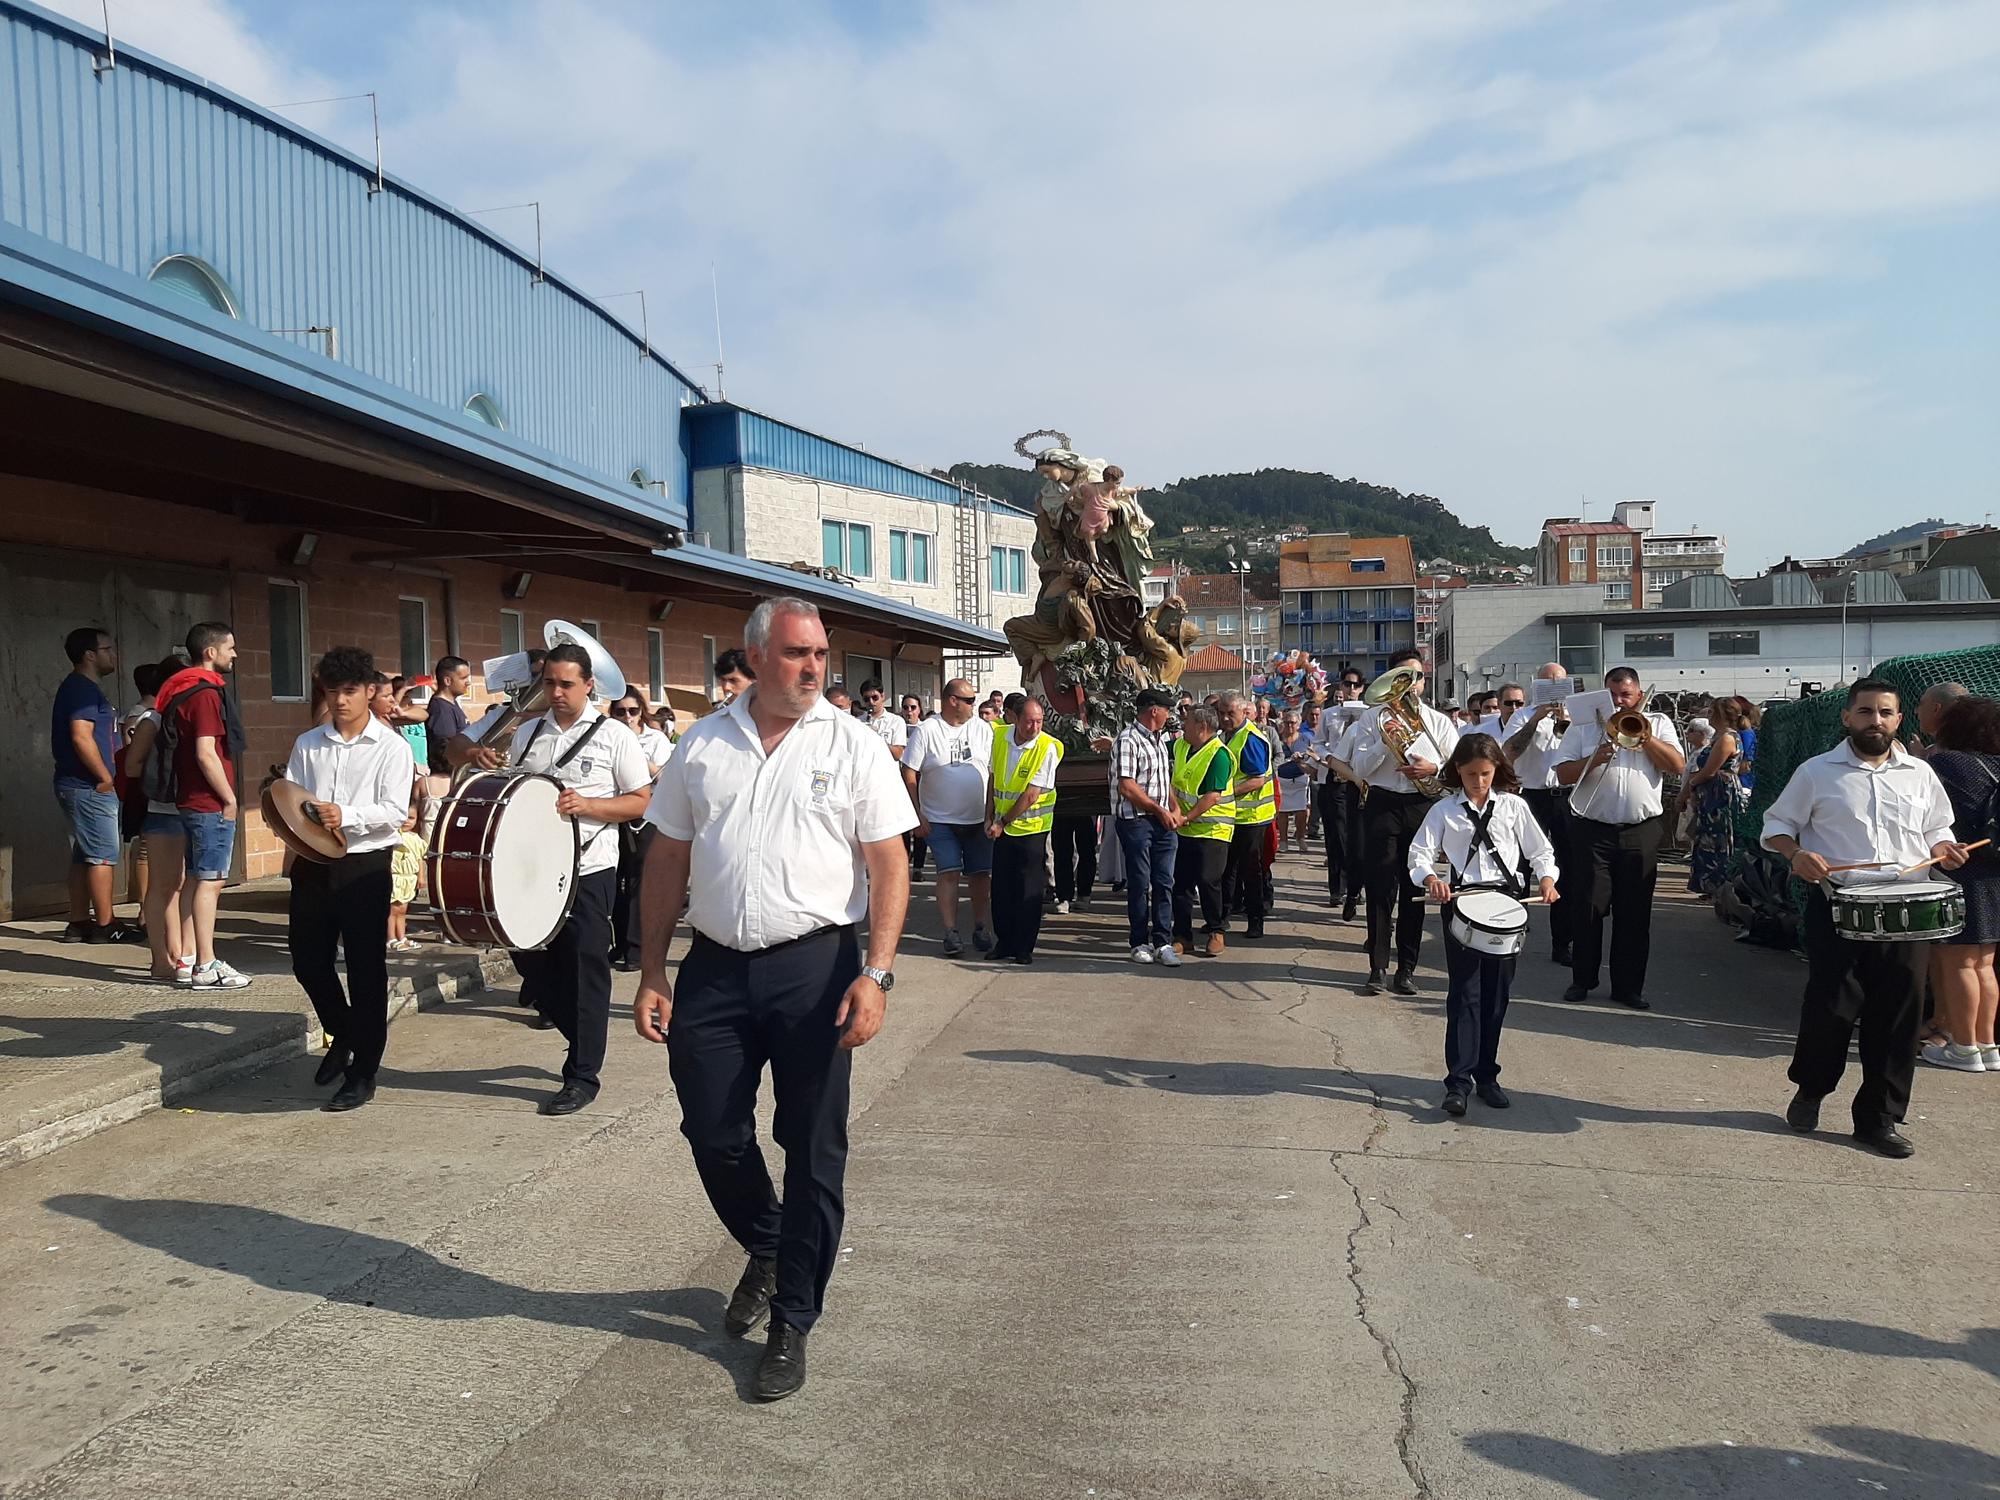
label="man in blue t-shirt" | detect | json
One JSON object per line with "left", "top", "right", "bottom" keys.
{"left": 50, "top": 626, "right": 139, "bottom": 944}
{"left": 425, "top": 655, "right": 472, "bottom": 775}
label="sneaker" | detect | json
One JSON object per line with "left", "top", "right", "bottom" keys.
{"left": 942, "top": 929, "right": 964, "bottom": 957}
{"left": 1920, "top": 1041, "right": 1987, "bottom": 1073}
{"left": 173, "top": 957, "right": 196, "bottom": 988}
{"left": 1983, "top": 1045, "right": 2000, "bottom": 1071}
{"left": 60, "top": 920, "right": 91, "bottom": 944}
{"left": 1154, "top": 943, "right": 1182, "bottom": 968}
{"left": 1052, "top": 900, "right": 1071, "bottom": 915}
{"left": 190, "top": 960, "right": 252, "bottom": 990}
{"left": 971, "top": 926, "right": 994, "bottom": 953}
{"left": 1130, "top": 945, "right": 1155, "bottom": 964}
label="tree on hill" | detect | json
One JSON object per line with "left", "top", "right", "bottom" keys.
{"left": 948, "top": 462, "right": 1529, "bottom": 567}
{"left": 1841, "top": 518, "right": 1964, "bottom": 558}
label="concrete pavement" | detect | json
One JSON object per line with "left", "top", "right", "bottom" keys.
{"left": 3, "top": 853, "right": 1996, "bottom": 1498}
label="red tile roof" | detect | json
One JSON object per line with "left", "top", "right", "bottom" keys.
{"left": 1277, "top": 535, "right": 1416, "bottom": 589}
{"left": 1183, "top": 643, "right": 1248, "bottom": 673}
{"left": 1174, "top": 573, "right": 1279, "bottom": 609}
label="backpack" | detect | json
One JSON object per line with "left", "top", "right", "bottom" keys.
{"left": 143, "top": 681, "right": 220, "bottom": 807}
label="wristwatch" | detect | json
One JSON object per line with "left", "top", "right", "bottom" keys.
{"left": 861, "top": 965, "right": 895, "bottom": 993}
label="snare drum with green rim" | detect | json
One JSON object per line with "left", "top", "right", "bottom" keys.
{"left": 1827, "top": 878, "right": 1966, "bottom": 943}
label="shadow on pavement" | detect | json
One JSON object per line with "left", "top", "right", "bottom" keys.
{"left": 964, "top": 1049, "right": 1784, "bottom": 1137}
{"left": 1465, "top": 1426, "right": 1999, "bottom": 1498}
{"left": 43, "top": 1193, "right": 756, "bottom": 1394}
{"left": 1767, "top": 1314, "right": 2000, "bottom": 1382}
{"left": 0, "top": 1006, "right": 303, "bottom": 1060}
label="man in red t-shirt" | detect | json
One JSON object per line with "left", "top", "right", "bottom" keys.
{"left": 156, "top": 621, "right": 247, "bottom": 990}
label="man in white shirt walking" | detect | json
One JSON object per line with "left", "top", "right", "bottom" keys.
{"left": 1502, "top": 664, "right": 1575, "bottom": 963}
{"left": 902, "top": 676, "right": 994, "bottom": 956}
{"left": 1553, "top": 666, "right": 1684, "bottom": 1009}
{"left": 1316, "top": 669, "right": 1368, "bottom": 918}
{"left": 282, "top": 646, "right": 414, "bottom": 1112}
{"left": 508, "top": 645, "right": 653, "bottom": 1115}
{"left": 859, "top": 679, "right": 907, "bottom": 760}
{"left": 1761, "top": 678, "right": 1967, "bottom": 1157}
{"left": 636, "top": 598, "right": 914, "bottom": 1402}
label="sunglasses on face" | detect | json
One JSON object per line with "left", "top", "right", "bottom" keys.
{"left": 1502, "top": 699, "right": 1525, "bottom": 709}
{"left": 613, "top": 706, "right": 642, "bottom": 717}
{"left": 947, "top": 693, "right": 974, "bottom": 704}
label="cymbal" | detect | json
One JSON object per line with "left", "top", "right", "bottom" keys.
{"left": 261, "top": 777, "right": 347, "bottom": 864}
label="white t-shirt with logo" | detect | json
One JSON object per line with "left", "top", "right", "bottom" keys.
{"left": 508, "top": 706, "right": 652, "bottom": 876}
{"left": 863, "top": 710, "right": 907, "bottom": 755}
{"left": 902, "top": 715, "right": 993, "bottom": 825}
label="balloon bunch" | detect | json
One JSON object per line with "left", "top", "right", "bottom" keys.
{"left": 1248, "top": 650, "right": 1328, "bottom": 709}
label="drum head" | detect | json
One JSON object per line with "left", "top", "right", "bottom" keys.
{"left": 488, "top": 775, "right": 578, "bottom": 950}
{"left": 1456, "top": 889, "right": 1527, "bottom": 932}
{"left": 1841, "top": 878, "right": 1958, "bottom": 903}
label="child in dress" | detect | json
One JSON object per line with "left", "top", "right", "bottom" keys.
{"left": 1065, "top": 465, "right": 1127, "bottom": 563}
{"left": 1407, "top": 734, "right": 1560, "bottom": 1117}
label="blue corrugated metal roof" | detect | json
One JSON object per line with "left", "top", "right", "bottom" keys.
{"left": 687, "top": 403, "right": 1031, "bottom": 516}
{"left": 0, "top": 0, "right": 701, "bottom": 514}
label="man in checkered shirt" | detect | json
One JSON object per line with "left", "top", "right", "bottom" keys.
{"left": 1109, "top": 688, "right": 1184, "bottom": 965}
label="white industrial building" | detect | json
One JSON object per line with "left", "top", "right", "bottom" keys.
{"left": 1434, "top": 566, "right": 1999, "bottom": 704}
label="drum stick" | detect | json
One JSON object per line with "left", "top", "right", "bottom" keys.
{"left": 1822, "top": 859, "right": 1892, "bottom": 873}
{"left": 1896, "top": 838, "right": 1990, "bottom": 876}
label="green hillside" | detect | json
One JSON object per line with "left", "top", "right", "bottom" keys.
{"left": 949, "top": 463, "right": 1529, "bottom": 566}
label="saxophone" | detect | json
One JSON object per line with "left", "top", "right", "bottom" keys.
{"left": 1364, "top": 665, "right": 1447, "bottom": 799}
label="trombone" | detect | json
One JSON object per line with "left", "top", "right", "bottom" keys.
{"left": 1599, "top": 700, "right": 1652, "bottom": 749}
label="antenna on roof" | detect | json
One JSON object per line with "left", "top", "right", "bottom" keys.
{"left": 592, "top": 290, "right": 649, "bottom": 360}
{"left": 91, "top": 0, "right": 115, "bottom": 73}
{"left": 710, "top": 264, "right": 727, "bottom": 402}
{"left": 271, "top": 91, "right": 384, "bottom": 195}
{"left": 463, "top": 202, "right": 544, "bottom": 282}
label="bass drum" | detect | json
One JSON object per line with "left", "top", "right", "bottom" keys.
{"left": 425, "top": 772, "right": 579, "bottom": 950}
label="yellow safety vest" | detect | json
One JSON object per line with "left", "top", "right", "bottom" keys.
{"left": 1227, "top": 724, "right": 1277, "bottom": 826}
{"left": 1172, "top": 737, "right": 1237, "bottom": 841}
{"left": 992, "top": 725, "right": 1063, "bottom": 836}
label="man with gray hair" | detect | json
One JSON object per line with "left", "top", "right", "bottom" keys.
{"left": 637, "top": 596, "right": 916, "bottom": 1401}
{"left": 1171, "top": 704, "right": 1237, "bottom": 957}
{"left": 1915, "top": 682, "right": 1969, "bottom": 758}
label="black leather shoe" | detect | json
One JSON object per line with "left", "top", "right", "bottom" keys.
{"left": 1390, "top": 973, "right": 1418, "bottom": 997}
{"left": 314, "top": 1046, "right": 352, "bottom": 1087}
{"left": 1361, "top": 969, "right": 1385, "bottom": 996}
{"left": 1561, "top": 985, "right": 1590, "bottom": 1003}
{"left": 1785, "top": 1089, "right": 1821, "bottom": 1133}
{"left": 753, "top": 1321, "right": 808, "bottom": 1402}
{"left": 1551, "top": 944, "right": 1572, "bottom": 966}
{"left": 725, "top": 1255, "right": 778, "bottom": 1339}
{"left": 324, "top": 1076, "right": 375, "bottom": 1112}
{"left": 1476, "top": 1082, "right": 1511, "bottom": 1109}
{"left": 1615, "top": 994, "right": 1651, "bottom": 1011}
{"left": 611, "top": 957, "right": 638, "bottom": 973}
{"left": 1855, "top": 1126, "right": 1914, "bottom": 1159}
{"left": 1442, "top": 1091, "right": 1468, "bottom": 1117}
{"left": 538, "top": 1084, "right": 594, "bottom": 1116}
{"left": 1341, "top": 900, "right": 1359, "bottom": 922}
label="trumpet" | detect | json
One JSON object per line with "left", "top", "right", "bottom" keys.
{"left": 1363, "top": 664, "right": 1446, "bottom": 799}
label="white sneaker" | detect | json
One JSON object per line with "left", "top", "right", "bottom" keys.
{"left": 172, "top": 960, "right": 195, "bottom": 988}
{"left": 1920, "top": 1041, "right": 1986, "bottom": 1073}
{"left": 1154, "top": 943, "right": 1183, "bottom": 968}
{"left": 191, "top": 960, "right": 252, "bottom": 990}
{"left": 1983, "top": 1045, "right": 2000, "bottom": 1071}
{"left": 1053, "top": 900, "right": 1071, "bottom": 915}
{"left": 1130, "top": 945, "right": 1155, "bottom": 964}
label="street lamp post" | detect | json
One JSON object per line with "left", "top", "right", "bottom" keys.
{"left": 1225, "top": 542, "right": 1250, "bottom": 693}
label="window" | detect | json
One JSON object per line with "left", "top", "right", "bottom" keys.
{"left": 1604, "top": 581, "right": 1632, "bottom": 602}
{"left": 268, "top": 580, "right": 307, "bottom": 700}
{"left": 889, "top": 529, "right": 935, "bottom": 584}
{"left": 1710, "top": 630, "right": 1760, "bottom": 656}
{"left": 1623, "top": 631, "right": 1675, "bottom": 659}
{"left": 991, "top": 545, "right": 1028, "bottom": 596}
{"left": 822, "top": 520, "right": 873, "bottom": 577}
{"left": 398, "top": 597, "right": 429, "bottom": 677}
{"left": 499, "top": 609, "right": 524, "bottom": 657}
{"left": 846, "top": 654, "right": 885, "bottom": 695}
{"left": 1597, "top": 544, "right": 1633, "bottom": 568}
{"left": 1352, "top": 557, "right": 1386, "bottom": 573}
{"left": 702, "top": 635, "right": 718, "bottom": 697}
{"left": 1568, "top": 544, "right": 1587, "bottom": 568}
{"left": 148, "top": 254, "right": 239, "bottom": 317}
{"left": 630, "top": 467, "right": 650, "bottom": 489}
{"left": 647, "top": 628, "right": 666, "bottom": 703}
{"left": 1646, "top": 569, "right": 1684, "bottom": 589}
{"left": 463, "top": 393, "right": 505, "bottom": 429}
{"left": 1557, "top": 620, "right": 1601, "bottom": 679}
{"left": 1217, "top": 613, "right": 1239, "bottom": 634}
{"left": 581, "top": 620, "right": 603, "bottom": 644}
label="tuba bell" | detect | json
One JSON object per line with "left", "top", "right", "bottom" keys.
{"left": 1363, "top": 664, "right": 1446, "bottom": 799}
{"left": 455, "top": 619, "right": 626, "bottom": 780}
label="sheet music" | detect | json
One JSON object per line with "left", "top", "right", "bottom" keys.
{"left": 1531, "top": 677, "right": 1577, "bottom": 707}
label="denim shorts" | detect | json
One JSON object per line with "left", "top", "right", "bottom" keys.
{"left": 142, "top": 809, "right": 185, "bottom": 838}
{"left": 54, "top": 783, "right": 121, "bottom": 866}
{"left": 926, "top": 820, "right": 993, "bottom": 876}
{"left": 181, "top": 810, "right": 237, "bottom": 881}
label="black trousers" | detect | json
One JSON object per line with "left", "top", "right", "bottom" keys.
{"left": 1172, "top": 835, "right": 1230, "bottom": 943}
{"left": 1521, "top": 789, "right": 1575, "bottom": 955}
{"left": 1223, "top": 823, "right": 1270, "bottom": 934}
{"left": 514, "top": 867, "right": 616, "bottom": 1093}
{"left": 992, "top": 830, "right": 1049, "bottom": 958}
{"left": 1320, "top": 780, "right": 1364, "bottom": 904}
{"left": 669, "top": 926, "right": 858, "bottom": 1333}
{"left": 906, "top": 830, "right": 927, "bottom": 875}
{"left": 1364, "top": 791, "right": 1431, "bottom": 974}
{"left": 1051, "top": 815, "right": 1098, "bottom": 904}
{"left": 288, "top": 849, "right": 393, "bottom": 1083}
{"left": 1790, "top": 891, "right": 1925, "bottom": 1132}
{"left": 610, "top": 822, "right": 654, "bottom": 964}
{"left": 1569, "top": 815, "right": 1664, "bottom": 1002}
{"left": 1439, "top": 911, "right": 1513, "bottom": 1092}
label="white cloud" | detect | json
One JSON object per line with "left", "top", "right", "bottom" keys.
{"left": 47, "top": 0, "right": 2000, "bottom": 566}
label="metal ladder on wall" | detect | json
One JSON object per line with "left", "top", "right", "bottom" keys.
{"left": 944, "top": 479, "right": 991, "bottom": 685}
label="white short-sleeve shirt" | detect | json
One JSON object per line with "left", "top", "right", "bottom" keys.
{"left": 1341, "top": 701, "right": 1460, "bottom": 792}
{"left": 647, "top": 690, "right": 919, "bottom": 951}
{"left": 863, "top": 710, "right": 908, "bottom": 755}
{"left": 509, "top": 706, "right": 652, "bottom": 876}
{"left": 1501, "top": 705, "right": 1570, "bottom": 791}
{"left": 1554, "top": 711, "right": 1682, "bottom": 825}
{"left": 902, "top": 714, "right": 992, "bottom": 826}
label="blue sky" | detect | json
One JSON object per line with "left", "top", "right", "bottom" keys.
{"left": 49, "top": 0, "right": 2000, "bottom": 566}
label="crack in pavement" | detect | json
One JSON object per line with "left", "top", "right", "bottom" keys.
{"left": 1279, "top": 949, "right": 1434, "bottom": 1500}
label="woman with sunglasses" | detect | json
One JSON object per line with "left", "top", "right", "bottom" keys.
{"left": 609, "top": 687, "right": 670, "bottom": 970}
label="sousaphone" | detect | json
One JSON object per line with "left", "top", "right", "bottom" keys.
{"left": 461, "top": 619, "right": 626, "bottom": 773}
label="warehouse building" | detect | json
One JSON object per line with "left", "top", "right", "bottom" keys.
{"left": 0, "top": 0, "right": 1008, "bottom": 915}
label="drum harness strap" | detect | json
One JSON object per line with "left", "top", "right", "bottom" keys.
{"left": 1451, "top": 798, "right": 1528, "bottom": 902}
{"left": 524, "top": 715, "right": 614, "bottom": 859}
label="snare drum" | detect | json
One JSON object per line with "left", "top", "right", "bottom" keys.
{"left": 425, "top": 772, "right": 580, "bottom": 950}
{"left": 1826, "top": 878, "right": 1965, "bottom": 943}
{"left": 1447, "top": 888, "right": 1529, "bottom": 957}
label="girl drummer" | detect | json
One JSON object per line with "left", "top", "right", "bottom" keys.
{"left": 1406, "top": 734, "right": 1561, "bottom": 1118}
